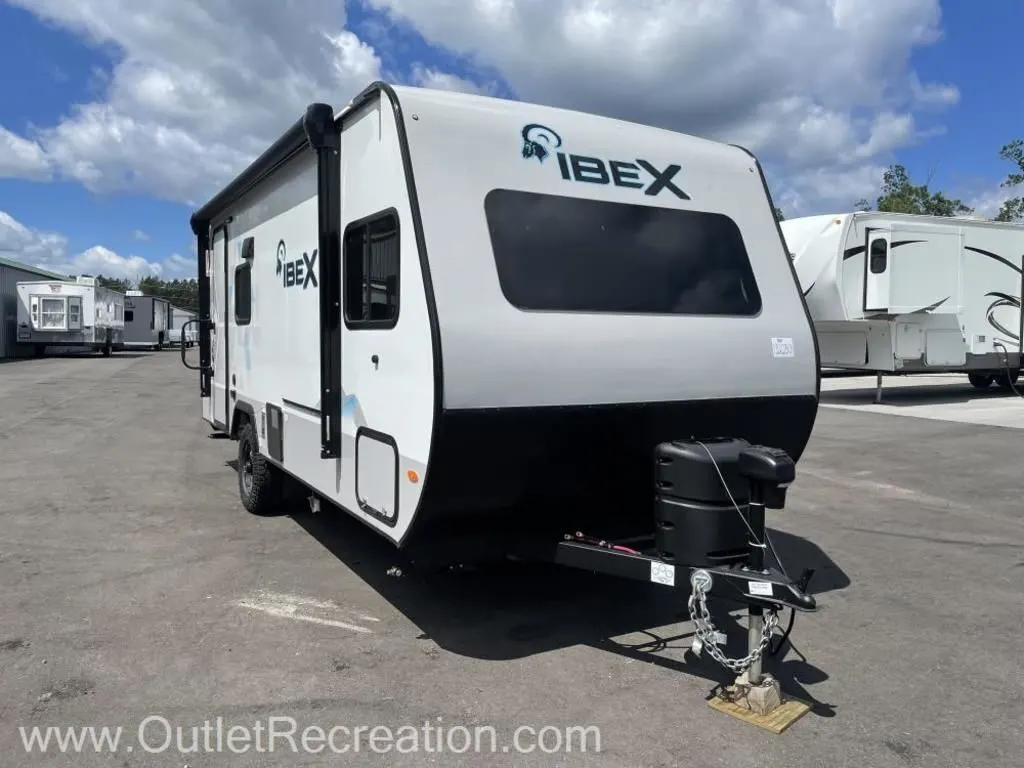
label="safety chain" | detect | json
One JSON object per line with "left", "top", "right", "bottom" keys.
{"left": 687, "top": 569, "right": 779, "bottom": 675}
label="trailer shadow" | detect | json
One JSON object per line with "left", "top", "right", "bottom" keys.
{"left": 287, "top": 503, "right": 848, "bottom": 719}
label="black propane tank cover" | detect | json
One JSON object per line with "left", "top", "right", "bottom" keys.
{"left": 654, "top": 437, "right": 751, "bottom": 504}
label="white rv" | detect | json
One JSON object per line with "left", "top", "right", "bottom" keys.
{"left": 168, "top": 306, "right": 197, "bottom": 347}
{"left": 184, "top": 83, "right": 825, "bottom": 678}
{"left": 782, "top": 212, "right": 1024, "bottom": 390}
{"left": 16, "top": 276, "right": 125, "bottom": 356}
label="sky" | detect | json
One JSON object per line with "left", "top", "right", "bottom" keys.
{"left": 0, "top": 0, "right": 1021, "bottom": 282}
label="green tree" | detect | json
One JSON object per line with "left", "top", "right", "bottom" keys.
{"left": 89, "top": 274, "right": 200, "bottom": 312}
{"left": 773, "top": 206, "right": 785, "bottom": 221}
{"left": 855, "top": 164, "right": 972, "bottom": 217}
{"left": 993, "top": 139, "right": 1024, "bottom": 222}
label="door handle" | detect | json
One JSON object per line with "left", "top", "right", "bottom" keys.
{"left": 371, "top": 354, "right": 379, "bottom": 370}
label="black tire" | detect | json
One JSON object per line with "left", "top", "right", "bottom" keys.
{"left": 237, "top": 421, "right": 282, "bottom": 515}
{"left": 968, "top": 373, "right": 993, "bottom": 389}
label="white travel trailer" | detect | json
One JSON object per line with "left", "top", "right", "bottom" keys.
{"left": 15, "top": 275, "right": 125, "bottom": 356}
{"left": 184, "top": 82, "right": 827, "bottom": 691}
{"left": 782, "top": 212, "right": 1024, "bottom": 391}
{"left": 168, "top": 306, "right": 197, "bottom": 347}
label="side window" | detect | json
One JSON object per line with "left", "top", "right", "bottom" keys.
{"left": 869, "top": 237, "right": 888, "bottom": 274}
{"left": 343, "top": 210, "right": 400, "bottom": 329}
{"left": 125, "top": 310, "right": 134, "bottom": 322}
{"left": 235, "top": 236, "right": 254, "bottom": 325}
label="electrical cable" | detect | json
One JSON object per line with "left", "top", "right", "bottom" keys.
{"left": 992, "top": 341, "right": 1024, "bottom": 399}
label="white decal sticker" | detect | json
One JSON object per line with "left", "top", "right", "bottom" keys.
{"left": 650, "top": 561, "right": 676, "bottom": 587}
{"left": 771, "top": 337, "right": 795, "bottom": 358}
{"left": 748, "top": 580, "right": 774, "bottom": 597}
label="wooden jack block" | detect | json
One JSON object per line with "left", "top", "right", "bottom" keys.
{"left": 708, "top": 674, "right": 811, "bottom": 734}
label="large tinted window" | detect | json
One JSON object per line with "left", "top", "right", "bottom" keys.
{"left": 484, "top": 189, "right": 762, "bottom": 315}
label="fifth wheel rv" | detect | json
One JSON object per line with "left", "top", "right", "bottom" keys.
{"left": 184, "top": 82, "right": 830, "bottom": 695}
{"left": 782, "top": 211, "right": 1024, "bottom": 390}
{"left": 16, "top": 276, "right": 125, "bottom": 356}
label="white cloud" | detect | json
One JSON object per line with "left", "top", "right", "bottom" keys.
{"left": 0, "top": 0, "right": 962, "bottom": 216}
{"left": 366, "top": 0, "right": 957, "bottom": 214}
{"left": 132, "top": 229, "right": 150, "bottom": 241}
{"left": 0, "top": 211, "right": 68, "bottom": 270}
{"left": 409, "top": 64, "right": 496, "bottom": 96}
{"left": 0, "top": 128, "right": 52, "bottom": 180}
{"left": 0, "top": 210, "right": 182, "bottom": 280}
{"left": 966, "top": 186, "right": 1017, "bottom": 220}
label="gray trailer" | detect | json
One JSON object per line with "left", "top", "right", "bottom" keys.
{"left": 123, "top": 291, "right": 170, "bottom": 349}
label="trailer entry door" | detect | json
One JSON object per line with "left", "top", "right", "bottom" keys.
{"left": 67, "top": 296, "right": 82, "bottom": 330}
{"left": 864, "top": 229, "right": 891, "bottom": 312}
{"left": 209, "top": 226, "right": 229, "bottom": 429}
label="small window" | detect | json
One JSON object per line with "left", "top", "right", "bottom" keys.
{"left": 31, "top": 296, "right": 39, "bottom": 326}
{"left": 483, "top": 189, "right": 762, "bottom": 315}
{"left": 235, "top": 264, "right": 252, "bottom": 325}
{"left": 343, "top": 211, "right": 400, "bottom": 328}
{"left": 125, "top": 310, "right": 134, "bottom": 323}
{"left": 869, "top": 237, "right": 888, "bottom": 274}
{"left": 234, "top": 237, "right": 255, "bottom": 325}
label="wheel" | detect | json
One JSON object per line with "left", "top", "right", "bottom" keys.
{"left": 237, "top": 421, "right": 282, "bottom": 515}
{"left": 968, "top": 373, "right": 994, "bottom": 389}
{"left": 32, "top": 344, "right": 45, "bottom": 358}
{"left": 994, "top": 369, "right": 1021, "bottom": 391}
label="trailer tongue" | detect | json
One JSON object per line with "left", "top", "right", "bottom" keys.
{"left": 514, "top": 437, "right": 815, "bottom": 716}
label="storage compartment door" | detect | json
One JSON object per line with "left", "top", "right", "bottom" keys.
{"left": 356, "top": 429, "right": 398, "bottom": 523}
{"left": 864, "top": 230, "right": 891, "bottom": 312}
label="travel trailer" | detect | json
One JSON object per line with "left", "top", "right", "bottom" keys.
{"left": 168, "top": 306, "right": 197, "bottom": 347}
{"left": 183, "top": 82, "right": 826, "bottom": 692}
{"left": 15, "top": 276, "right": 125, "bottom": 356}
{"left": 123, "top": 291, "right": 170, "bottom": 349}
{"left": 782, "top": 212, "right": 1024, "bottom": 390}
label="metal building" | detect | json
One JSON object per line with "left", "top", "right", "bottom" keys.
{"left": 0, "top": 255, "right": 69, "bottom": 359}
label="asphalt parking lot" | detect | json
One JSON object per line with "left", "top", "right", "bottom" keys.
{"left": 1, "top": 352, "right": 1022, "bottom": 767}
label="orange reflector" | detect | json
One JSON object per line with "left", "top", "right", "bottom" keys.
{"left": 407, "top": 469, "right": 419, "bottom": 484}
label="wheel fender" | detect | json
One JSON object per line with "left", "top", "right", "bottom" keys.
{"left": 230, "top": 401, "right": 257, "bottom": 440}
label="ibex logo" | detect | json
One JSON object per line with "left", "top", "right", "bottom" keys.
{"left": 275, "top": 239, "right": 318, "bottom": 290}
{"left": 519, "top": 122, "right": 690, "bottom": 200}
{"left": 521, "top": 123, "right": 562, "bottom": 164}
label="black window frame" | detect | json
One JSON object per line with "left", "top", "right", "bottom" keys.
{"left": 234, "top": 236, "right": 254, "bottom": 326}
{"left": 869, "top": 236, "right": 888, "bottom": 275}
{"left": 482, "top": 188, "right": 763, "bottom": 317}
{"left": 343, "top": 208, "right": 400, "bottom": 330}
{"left": 124, "top": 309, "right": 134, "bottom": 323}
